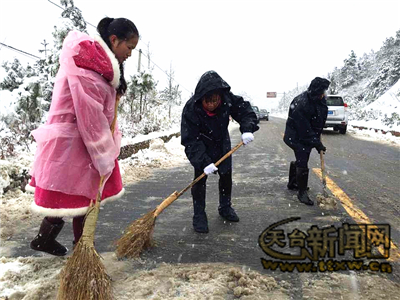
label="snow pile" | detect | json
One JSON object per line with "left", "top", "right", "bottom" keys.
{"left": 0, "top": 253, "right": 289, "bottom": 300}
{"left": 0, "top": 90, "right": 18, "bottom": 116}
{"left": 301, "top": 272, "right": 400, "bottom": 300}
{"left": 0, "top": 160, "right": 11, "bottom": 195}
{"left": 119, "top": 136, "right": 186, "bottom": 184}
{"left": 118, "top": 104, "right": 183, "bottom": 140}
{"left": 111, "top": 261, "right": 287, "bottom": 300}
{"left": 0, "top": 189, "right": 39, "bottom": 241}
{"left": 121, "top": 125, "right": 180, "bottom": 147}
{"left": 2, "top": 252, "right": 399, "bottom": 300}
{"left": 0, "top": 256, "right": 64, "bottom": 299}
{"left": 349, "top": 80, "right": 400, "bottom": 131}
{"left": 0, "top": 152, "right": 38, "bottom": 241}
{"left": 0, "top": 151, "right": 34, "bottom": 196}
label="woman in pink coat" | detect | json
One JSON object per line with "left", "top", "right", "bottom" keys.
{"left": 27, "top": 17, "right": 139, "bottom": 256}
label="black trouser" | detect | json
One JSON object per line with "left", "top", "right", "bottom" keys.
{"left": 294, "top": 150, "right": 311, "bottom": 169}
{"left": 191, "top": 168, "right": 233, "bottom": 214}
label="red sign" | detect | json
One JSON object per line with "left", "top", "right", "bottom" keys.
{"left": 267, "top": 92, "right": 277, "bottom": 98}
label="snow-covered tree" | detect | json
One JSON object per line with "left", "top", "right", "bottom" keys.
{"left": 0, "top": 59, "right": 27, "bottom": 92}
{"left": 340, "top": 50, "right": 359, "bottom": 87}
{"left": 0, "top": 0, "right": 88, "bottom": 156}
{"left": 159, "top": 66, "right": 181, "bottom": 119}
{"left": 366, "top": 30, "right": 400, "bottom": 101}
{"left": 125, "top": 71, "right": 157, "bottom": 121}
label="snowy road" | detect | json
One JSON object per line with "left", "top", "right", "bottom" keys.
{"left": 2, "top": 117, "right": 400, "bottom": 299}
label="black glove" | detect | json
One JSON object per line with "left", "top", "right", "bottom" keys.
{"left": 315, "top": 142, "right": 326, "bottom": 154}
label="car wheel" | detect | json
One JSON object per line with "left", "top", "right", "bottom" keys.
{"left": 339, "top": 125, "right": 347, "bottom": 134}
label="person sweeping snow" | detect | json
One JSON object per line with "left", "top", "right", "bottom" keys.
{"left": 283, "top": 77, "right": 330, "bottom": 206}
{"left": 181, "top": 70, "right": 259, "bottom": 233}
{"left": 27, "top": 17, "right": 139, "bottom": 256}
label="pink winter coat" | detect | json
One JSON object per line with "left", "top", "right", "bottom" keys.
{"left": 28, "top": 31, "right": 124, "bottom": 217}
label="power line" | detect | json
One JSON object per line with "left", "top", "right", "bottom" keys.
{"left": 47, "top": 0, "right": 97, "bottom": 29}
{"left": 139, "top": 51, "right": 192, "bottom": 94}
{"left": 0, "top": 42, "right": 40, "bottom": 60}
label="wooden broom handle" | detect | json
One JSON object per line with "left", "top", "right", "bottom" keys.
{"left": 178, "top": 141, "right": 244, "bottom": 196}
{"left": 154, "top": 141, "right": 244, "bottom": 216}
{"left": 320, "top": 151, "right": 326, "bottom": 183}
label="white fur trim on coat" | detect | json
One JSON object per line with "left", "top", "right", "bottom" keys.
{"left": 93, "top": 35, "right": 121, "bottom": 89}
{"left": 30, "top": 188, "right": 125, "bottom": 218}
{"left": 25, "top": 183, "right": 35, "bottom": 193}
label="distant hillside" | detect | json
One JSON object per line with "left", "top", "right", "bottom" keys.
{"left": 278, "top": 29, "right": 400, "bottom": 130}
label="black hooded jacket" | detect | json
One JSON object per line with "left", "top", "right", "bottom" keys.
{"left": 283, "top": 77, "right": 330, "bottom": 152}
{"left": 181, "top": 71, "right": 259, "bottom": 173}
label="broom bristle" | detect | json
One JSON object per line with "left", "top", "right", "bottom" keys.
{"left": 115, "top": 209, "right": 157, "bottom": 259}
{"left": 58, "top": 242, "right": 112, "bottom": 300}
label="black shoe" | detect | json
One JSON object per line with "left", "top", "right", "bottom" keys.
{"left": 219, "top": 206, "right": 239, "bottom": 222}
{"left": 298, "top": 190, "right": 314, "bottom": 206}
{"left": 30, "top": 218, "right": 68, "bottom": 256}
{"left": 193, "top": 212, "right": 209, "bottom": 233}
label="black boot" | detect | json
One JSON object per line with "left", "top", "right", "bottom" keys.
{"left": 288, "top": 162, "right": 309, "bottom": 191}
{"left": 30, "top": 217, "right": 68, "bottom": 256}
{"left": 192, "top": 173, "right": 209, "bottom": 233}
{"left": 218, "top": 172, "right": 239, "bottom": 222}
{"left": 287, "top": 161, "right": 298, "bottom": 190}
{"left": 296, "top": 167, "right": 314, "bottom": 206}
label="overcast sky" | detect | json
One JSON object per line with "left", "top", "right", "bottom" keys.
{"left": 0, "top": 0, "right": 399, "bottom": 110}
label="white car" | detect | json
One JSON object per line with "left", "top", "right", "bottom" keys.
{"left": 325, "top": 95, "right": 348, "bottom": 134}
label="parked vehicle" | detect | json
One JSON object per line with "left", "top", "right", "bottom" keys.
{"left": 251, "top": 106, "right": 260, "bottom": 121}
{"left": 325, "top": 95, "right": 348, "bottom": 134}
{"left": 260, "top": 109, "right": 269, "bottom": 121}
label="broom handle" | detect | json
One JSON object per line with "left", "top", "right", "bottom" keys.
{"left": 320, "top": 151, "right": 326, "bottom": 185}
{"left": 154, "top": 141, "right": 244, "bottom": 216}
{"left": 179, "top": 141, "right": 244, "bottom": 195}
{"left": 81, "top": 95, "right": 120, "bottom": 244}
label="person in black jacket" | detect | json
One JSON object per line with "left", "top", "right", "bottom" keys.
{"left": 181, "top": 70, "right": 259, "bottom": 233}
{"left": 283, "top": 77, "right": 330, "bottom": 206}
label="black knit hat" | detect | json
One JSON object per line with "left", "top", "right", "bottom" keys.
{"left": 308, "top": 77, "right": 330, "bottom": 96}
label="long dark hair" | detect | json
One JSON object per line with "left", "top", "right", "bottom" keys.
{"left": 97, "top": 17, "right": 139, "bottom": 95}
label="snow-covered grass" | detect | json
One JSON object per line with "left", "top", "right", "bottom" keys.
{"left": 121, "top": 124, "right": 180, "bottom": 147}
{"left": 348, "top": 80, "right": 400, "bottom": 132}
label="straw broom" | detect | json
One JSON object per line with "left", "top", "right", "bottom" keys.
{"left": 57, "top": 96, "right": 120, "bottom": 300}
{"left": 115, "top": 141, "right": 244, "bottom": 259}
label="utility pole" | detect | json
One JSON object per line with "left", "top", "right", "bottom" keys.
{"left": 137, "top": 49, "right": 142, "bottom": 72}
{"left": 39, "top": 39, "right": 49, "bottom": 58}
{"left": 146, "top": 42, "right": 151, "bottom": 70}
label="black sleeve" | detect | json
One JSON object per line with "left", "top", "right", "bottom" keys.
{"left": 290, "top": 101, "right": 320, "bottom": 146}
{"left": 180, "top": 106, "right": 213, "bottom": 170}
{"left": 229, "top": 93, "right": 260, "bottom": 133}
